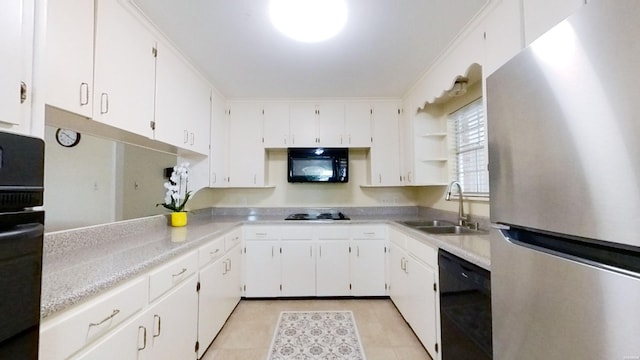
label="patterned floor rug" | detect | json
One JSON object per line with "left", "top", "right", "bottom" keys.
{"left": 268, "top": 311, "right": 367, "bottom": 360}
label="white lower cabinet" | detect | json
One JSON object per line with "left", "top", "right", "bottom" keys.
{"left": 316, "top": 241, "right": 351, "bottom": 296}
{"left": 197, "top": 240, "right": 242, "bottom": 358}
{"left": 389, "top": 227, "right": 440, "bottom": 359}
{"left": 74, "top": 275, "right": 198, "bottom": 360}
{"left": 351, "top": 239, "right": 387, "bottom": 296}
{"left": 243, "top": 225, "right": 387, "bottom": 298}
{"left": 244, "top": 240, "right": 281, "bottom": 297}
{"left": 281, "top": 241, "right": 316, "bottom": 296}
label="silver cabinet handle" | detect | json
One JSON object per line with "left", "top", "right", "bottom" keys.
{"left": 89, "top": 309, "right": 120, "bottom": 328}
{"left": 153, "top": 315, "right": 161, "bottom": 338}
{"left": 100, "top": 93, "right": 109, "bottom": 114}
{"left": 319, "top": 245, "right": 322, "bottom": 258}
{"left": 172, "top": 268, "right": 187, "bottom": 277}
{"left": 212, "top": 173, "right": 217, "bottom": 184}
{"left": 138, "top": 326, "right": 147, "bottom": 350}
{"left": 80, "top": 82, "right": 89, "bottom": 105}
{"left": 357, "top": 246, "right": 360, "bottom": 257}
{"left": 190, "top": 132, "right": 195, "bottom": 145}
{"left": 228, "top": 258, "right": 232, "bottom": 272}
{"left": 210, "top": 248, "right": 221, "bottom": 257}
{"left": 183, "top": 130, "right": 189, "bottom": 143}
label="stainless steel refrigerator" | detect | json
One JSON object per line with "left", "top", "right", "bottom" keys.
{"left": 487, "top": 1, "right": 640, "bottom": 359}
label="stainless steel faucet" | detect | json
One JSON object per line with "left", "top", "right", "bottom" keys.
{"left": 445, "top": 181, "right": 467, "bottom": 226}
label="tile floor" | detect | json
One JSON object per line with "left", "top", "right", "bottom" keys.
{"left": 201, "top": 298, "right": 433, "bottom": 360}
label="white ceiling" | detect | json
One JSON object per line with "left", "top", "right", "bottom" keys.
{"left": 132, "top": 0, "right": 488, "bottom": 99}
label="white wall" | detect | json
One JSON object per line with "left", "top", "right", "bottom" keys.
{"left": 44, "top": 126, "right": 117, "bottom": 231}
{"left": 188, "top": 149, "right": 419, "bottom": 209}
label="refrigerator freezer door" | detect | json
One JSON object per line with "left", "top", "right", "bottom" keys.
{"left": 487, "top": 0, "right": 640, "bottom": 248}
{"left": 491, "top": 229, "right": 640, "bottom": 360}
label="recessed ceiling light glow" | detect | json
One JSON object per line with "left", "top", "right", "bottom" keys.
{"left": 269, "top": 0, "right": 347, "bottom": 43}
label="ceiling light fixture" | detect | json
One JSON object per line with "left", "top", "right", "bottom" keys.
{"left": 269, "top": 0, "right": 347, "bottom": 43}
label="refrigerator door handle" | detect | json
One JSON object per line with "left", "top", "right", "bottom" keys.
{"left": 491, "top": 223, "right": 510, "bottom": 230}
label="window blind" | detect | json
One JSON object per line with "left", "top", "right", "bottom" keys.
{"left": 449, "top": 98, "right": 489, "bottom": 195}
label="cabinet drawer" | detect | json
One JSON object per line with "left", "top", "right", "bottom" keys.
{"left": 39, "top": 276, "right": 148, "bottom": 360}
{"left": 149, "top": 251, "right": 197, "bottom": 302}
{"left": 243, "top": 226, "right": 280, "bottom": 240}
{"left": 316, "top": 225, "right": 350, "bottom": 240}
{"left": 225, "top": 228, "right": 242, "bottom": 250}
{"left": 351, "top": 225, "right": 387, "bottom": 239}
{"left": 280, "top": 226, "right": 313, "bottom": 240}
{"left": 199, "top": 236, "right": 225, "bottom": 268}
{"left": 407, "top": 236, "right": 437, "bottom": 267}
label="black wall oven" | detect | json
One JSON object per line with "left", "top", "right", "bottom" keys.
{"left": 0, "top": 132, "right": 45, "bottom": 359}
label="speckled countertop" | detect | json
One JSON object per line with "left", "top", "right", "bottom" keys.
{"left": 41, "top": 207, "right": 490, "bottom": 320}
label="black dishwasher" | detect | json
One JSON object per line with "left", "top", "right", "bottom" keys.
{"left": 438, "top": 250, "right": 492, "bottom": 359}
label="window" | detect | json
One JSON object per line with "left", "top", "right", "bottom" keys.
{"left": 449, "top": 98, "right": 489, "bottom": 196}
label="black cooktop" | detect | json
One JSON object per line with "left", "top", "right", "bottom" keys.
{"left": 285, "top": 212, "right": 350, "bottom": 221}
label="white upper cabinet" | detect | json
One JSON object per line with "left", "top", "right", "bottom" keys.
{"left": 154, "top": 41, "right": 210, "bottom": 155}
{"left": 227, "top": 102, "right": 266, "bottom": 187}
{"left": 369, "top": 102, "right": 402, "bottom": 186}
{"left": 482, "top": 0, "right": 523, "bottom": 77}
{"left": 44, "top": 0, "right": 94, "bottom": 118}
{"left": 209, "top": 93, "right": 228, "bottom": 187}
{"left": 523, "top": 0, "right": 586, "bottom": 46}
{"left": 290, "top": 102, "right": 346, "bottom": 147}
{"left": 289, "top": 102, "right": 318, "bottom": 146}
{"left": 344, "top": 102, "right": 372, "bottom": 148}
{"left": 262, "top": 102, "right": 290, "bottom": 148}
{"left": 93, "top": 0, "right": 156, "bottom": 138}
{"left": 317, "top": 102, "right": 345, "bottom": 147}
{"left": 0, "top": 0, "right": 33, "bottom": 134}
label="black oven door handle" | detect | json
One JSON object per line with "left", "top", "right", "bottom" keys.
{"left": 0, "top": 223, "right": 44, "bottom": 242}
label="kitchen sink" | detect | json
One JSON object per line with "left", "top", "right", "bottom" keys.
{"left": 400, "top": 220, "right": 487, "bottom": 236}
{"left": 401, "top": 220, "right": 455, "bottom": 227}
{"left": 418, "top": 225, "right": 487, "bottom": 235}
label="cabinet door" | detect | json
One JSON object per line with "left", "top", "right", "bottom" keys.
{"left": 482, "top": 0, "right": 523, "bottom": 76}
{"left": 154, "top": 41, "right": 210, "bottom": 155}
{"left": 318, "top": 102, "right": 345, "bottom": 147}
{"left": 523, "top": 0, "right": 585, "bottom": 45}
{"left": 344, "top": 102, "right": 372, "bottom": 147}
{"left": 143, "top": 276, "right": 198, "bottom": 360}
{"left": 350, "top": 240, "right": 387, "bottom": 296}
{"left": 370, "top": 102, "right": 402, "bottom": 186}
{"left": 407, "top": 258, "right": 439, "bottom": 358}
{"left": 316, "top": 241, "right": 351, "bottom": 296}
{"left": 389, "top": 242, "right": 409, "bottom": 316}
{"left": 222, "top": 245, "right": 242, "bottom": 317}
{"left": 44, "top": 0, "right": 94, "bottom": 118}
{"left": 262, "top": 102, "right": 290, "bottom": 148}
{"left": 0, "top": 0, "right": 32, "bottom": 130}
{"left": 93, "top": 0, "right": 155, "bottom": 138}
{"left": 244, "top": 241, "right": 281, "bottom": 297}
{"left": 227, "top": 102, "right": 265, "bottom": 186}
{"left": 289, "top": 103, "right": 318, "bottom": 146}
{"left": 209, "top": 95, "right": 228, "bottom": 187}
{"left": 197, "top": 256, "right": 228, "bottom": 357}
{"left": 281, "top": 242, "right": 316, "bottom": 296}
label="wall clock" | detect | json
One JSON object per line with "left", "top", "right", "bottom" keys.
{"left": 55, "top": 128, "right": 81, "bottom": 148}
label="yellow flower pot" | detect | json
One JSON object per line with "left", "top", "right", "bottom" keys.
{"left": 170, "top": 211, "right": 188, "bottom": 227}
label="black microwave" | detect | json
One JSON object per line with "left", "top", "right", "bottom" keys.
{"left": 287, "top": 148, "right": 348, "bottom": 183}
